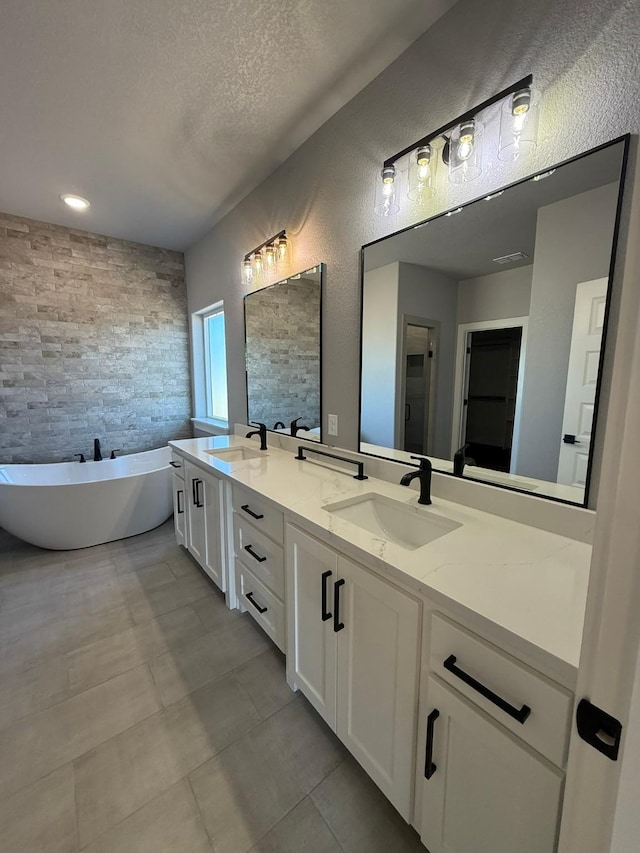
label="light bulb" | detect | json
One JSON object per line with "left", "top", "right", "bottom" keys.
{"left": 416, "top": 145, "right": 432, "bottom": 181}
{"left": 242, "top": 257, "right": 253, "bottom": 283}
{"left": 277, "top": 235, "right": 288, "bottom": 263}
{"left": 265, "top": 244, "right": 276, "bottom": 267}
{"left": 456, "top": 120, "right": 475, "bottom": 161}
{"left": 512, "top": 88, "right": 531, "bottom": 116}
{"left": 60, "top": 194, "right": 90, "bottom": 210}
{"left": 374, "top": 165, "right": 400, "bottom": 215}
{"left": 253, "top": 251, "right": 263, "bottom": 276}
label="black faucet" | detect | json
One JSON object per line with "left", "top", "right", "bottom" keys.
{"left": 246, "top": 422, "right": 268, "bottom": 451}
{"left": 110, "top": 449, "right": 120, "bottom": 460}
{"left": 290, "top": 417, "right": 310, "bottom": 437}
{"left": 453, "top": 443, "right": 474, "bottom": 477}
{"left": 74, "top": 453, "right": 86, "bottom": 463}
{"left": 400, "top": 455, "right": 432, "bottom": 505}
{"left": 273, "top": 421, "right": 285, "bottom": 430}
{"left": 93, "top": 438, "right": 102, "bottom": 461}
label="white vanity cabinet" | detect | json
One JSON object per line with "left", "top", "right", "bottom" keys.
{"left": 182, "top": 459, "right": 226, "bottom": 592}
{"left": 417, "top": 614, "right": 572, "bottom": 853}
{"left": 232, "top": 484, "right": 286, "bottom": 651}
{"left": 170, "top": 454, "right": 186, "bottom": 547}
{"left": 286, "top": 524, "right": 421, "bottom": 820}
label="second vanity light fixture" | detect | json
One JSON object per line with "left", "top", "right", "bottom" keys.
{"left": 374, "top": 75, "right": 540, "bottom": 215}
{"left": 242, "top": 230, "right": 289, "bottom": 285}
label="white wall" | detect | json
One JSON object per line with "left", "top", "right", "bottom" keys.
{"left": 516, "top": 182, "right": 619, "bottom": 481}
{"left": 360, "top": 263, "right": 399, "bottom": 446}
{"left": 457, "top": 265, "right": 533, "bottom": 326}
{"left": 185, "top": 0, "right": 640, "bottom": 512}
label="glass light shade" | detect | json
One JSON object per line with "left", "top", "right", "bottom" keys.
{"left": 407, "top": 144, "right": 437, "bottom": 204}
{"left": 253, "top": 250, "right": 263, "bottom": 277}
{"left": 242, "top": 257, "right": 253, "bottom": 284}
{"left": 265, "top": 244, "right": 276, "bottom": 268}
{"left": 448, "top": 119, "right": 483, "bottom": 184}
{"left": 374, "top": 165, "right": 400, "bottom": 216}
{"left": 498, "top": 88, "right": 540, "bottom": 161}
{"left": 277, "top": 235, "right": 288, "bottom": 264}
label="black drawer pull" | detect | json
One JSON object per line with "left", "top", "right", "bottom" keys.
{"left": 425, "top": 709, "right": 439, "bottom": 779}
{"left": 169, "top": 460, "right": 182, "bottom": 468}
{"left": 192, "top": 477, "right": 204, "bottom": 507}
{"left": 194, "top": 479, "right": 204, "bottom": 508}
{"left": 443, "top": 654, "right": 531, "bottom": 724}
{"left": 244, "top": 544, "right": 266, "bottom": 563}
{"left": 176, "top": 489, "right": 184, "bottom": 514}
{"left": 333, "top": 579, "right": 345, "bottom": 632}
{"left": 321, "top": 570, "right": 332, "bottom": 621}
{"left": 246, "top": 592, "right": 267, "bottom": 614}
{"left": 241, "top": 504, "right": 264, "bottom": 520}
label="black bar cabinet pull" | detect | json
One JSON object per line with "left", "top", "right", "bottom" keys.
{"left": 244, "top": 544, "right": 266, "bottom": 563}
{"left": 246, "top": 592, "right": 268, "bottom": 614}
{"left": 241, "top": 503, "right": 264, "bottom": 520}
{"left": 169, "top": 460, "right": 182, "bottom": 468}
{"left": 191, "top": 478, "right": 199, "bottom": 506}
{"left": 425, "top": 709, "right": 439, "bottom": 779}
{"left": 177, "top": 489, "right": 184, "bottom": 515}
{"left": 295, "top": 446, "right": 368, "bottom": 480}
{"left": 443, "top": 655, "right": 531, "bottom": 724}
{"left": 333, "top": 579, "right": 345, "bottom": 632}
{"left": 321, "top": 570, "right": 332, "bottom": 621}
{"left": 194, "top": 479, "right": 203, "bottom": 508}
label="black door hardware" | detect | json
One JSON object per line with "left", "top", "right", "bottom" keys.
{"left": 333, "top": 579, "right": 345, "bottom": 632}
{"left": 177, "top": 490, "right": 184, "bottom": 514}
{"left": 405, "top": 402, "right": 411, "bottom": 422}
{"left": 563, "top": 434, "right": 581, "bottom": 444}
{"left": 191, "top": 478, "right": 198, "bottom": 506}
{"left": 295, "top": 446, "right": 368, "bottom": 480}
{"left": 576, "top": 698, "right": 622, "bottom": 760}
{"left": 443, "top": 654, "right": 531, "bottom": 724}
{"left": 244, "top": 544, "right": 266, "bottom": 563}
{"left": 321, "top": 570, "right": 332, "bottom": 621}
{"left": 425, "top": 709, "right": 439, "bottom": 779}
{"left": 192, "top": 478, "right": 203, "bottom": 508}
{"left": 246, "top": 592, "right": 268, "bottom": 614}
{"left": 170, "top": 460, "right": 182, "bottom": 468}
{"left": 241, "top": 504, "right": 264, "bottom": 520}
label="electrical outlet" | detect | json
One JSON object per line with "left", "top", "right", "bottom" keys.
{"left": 328, "top": 414, "right": 338, "bottom": 436}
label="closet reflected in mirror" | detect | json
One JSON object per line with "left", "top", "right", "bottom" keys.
{"left": 359, "top": 138, "right": 628, "bottom": 505}
{"left": 245, "top": 264, "right": 323, "bottom": 441}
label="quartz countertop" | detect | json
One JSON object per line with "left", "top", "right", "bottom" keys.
{"left": 170, "top": 435, "right": 591, "bottom": 686}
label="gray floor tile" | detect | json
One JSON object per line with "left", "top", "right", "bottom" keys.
{"left": 190, "top": 725, "right": 305, "bottom": 853}
{"left": 250, "top": 797, "right": 342, "bottom": 853}
{"left": 67, "top": 603, "right": 205, "bottom": 693}
{"left": 150, "top": 615, "right": 270, "bottom": 706}
{"left": 115, "top": 560, "right": 176, "bottom": 594}
{"left": 80, "top": 779, "right": 212, "bottom": 853}
{"left": 164, "top": 673, "right": 261, "bottom": 772}
{"left": 192, "top": 589, "right": 243, "bottom": 633}
{"left": 124, "top": 572, "right": 214, "bottom": 624}
{"left": 234, "top": 646, "right": 296, "bottom": 720}
{"left": 311, "top": 757, "right": 424, "bottom": 853}
{"left": 0, "top": 764, "right": 77, "bottom": 853}
{"left": 0, "top": 655, "right": 70, "bottom": 730}
{"left": 0, "top": 664, "right": 160, "bottom": 800}
{"left": 74, "top": 711, "right": 187, "bottom": 847}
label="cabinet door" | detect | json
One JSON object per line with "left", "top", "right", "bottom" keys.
{"left": 172, "top": 473, "right": 186, "bottom": 546}
{"left": 286, "top": 525, "right": 338, "bottom": 729}
{"left": 185, "top": 462, "right": 206, "bottom": 565}
{"left": 420, "top": 676, "right": 563, "bottom": 853}
{"left": 336, "top": 555, "right": 420, "bottom": 821}
{"left": 202, "top": 473, "right": 225, "bottom": 592}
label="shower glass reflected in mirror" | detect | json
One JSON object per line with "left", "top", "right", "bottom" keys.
{"left": 359, "top": 138, "right": 628, "bottom": 505}
{"left": 244, "top": 264, "right": 323, "bottom": 441}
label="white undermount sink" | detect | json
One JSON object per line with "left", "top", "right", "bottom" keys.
{"left": 323, "top": 493, "right": 462, "bottom": 550}
{"left": 204, "top": 446, "right": 266, "bottom": 462}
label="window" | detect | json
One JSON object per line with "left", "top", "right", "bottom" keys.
{"left": 192, "top": 302, "right": 229, "bottom": 429}
{"left": 203, "top": 308, "right": 228, "bottom": 420}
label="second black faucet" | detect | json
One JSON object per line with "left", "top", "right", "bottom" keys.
{"left": 400, "top": 455, "right": 432, "bottom": 505}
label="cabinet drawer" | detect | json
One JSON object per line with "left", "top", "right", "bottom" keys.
{"left": 236, "top": 560, "right": 285, "bottom": 652}
{"left": 232, "top": 485, "right": 284, "bottom": 544}
{"left": 233, "top": 514, "right": 284, "bottom": 598}
{"left": 169, "top": 452, "right": 185, "bottom": 479}
{"left": 430, "top": 613, "right": 573, "bottom": 767}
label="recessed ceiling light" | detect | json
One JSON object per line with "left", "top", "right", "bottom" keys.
{"left": 493, "top": 251, "right": 529, "bottom": 265}
{"left": 60, "top": 194, "right": 91, "bottom": 210}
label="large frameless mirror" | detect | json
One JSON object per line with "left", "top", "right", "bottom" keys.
{"left": 359, "top": 138, "right": 628, "bottom": 505}
{"left": 245, "top": 264, "right": 323, "bottom": 441}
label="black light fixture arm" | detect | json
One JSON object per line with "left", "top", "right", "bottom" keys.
{"left": 244, "top": 230, "right": 287, "bottom": 262}
{"left": 382, "top": 74, "right": 533, "bottom": 169}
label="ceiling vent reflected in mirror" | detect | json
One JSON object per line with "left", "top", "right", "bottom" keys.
{"left": 493, "top": 251, "right": 529, "bottom": 265}
{"left": 374, "top": 76, "right": 540, "bottom": 216}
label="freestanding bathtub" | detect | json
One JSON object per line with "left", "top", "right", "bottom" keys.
{"left": 0, "top": 446, "right": 173, "bottom": 550}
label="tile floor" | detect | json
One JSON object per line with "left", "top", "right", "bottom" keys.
{"left": 0, "top": 520, "right": 424, "bottom": 852}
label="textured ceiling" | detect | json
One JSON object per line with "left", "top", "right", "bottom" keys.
{"left": 0, "top": 0, "right": 456, "bottom": 250}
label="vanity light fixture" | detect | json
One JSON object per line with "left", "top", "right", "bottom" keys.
{"left": 242, "top": 230, "right": 289, "bottom": 285}
{"left": 374, "top": 75, "right": 538, "bottom": 213}
{"left": 60, "top": 193, "right": 90, "bottom": 210}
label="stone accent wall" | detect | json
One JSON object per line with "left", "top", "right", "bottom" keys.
{"left": 0, "top": 213, "right": 191, "bottom": 463}
{"left": 245, "top": 277, "right": 320, "bottom": 429}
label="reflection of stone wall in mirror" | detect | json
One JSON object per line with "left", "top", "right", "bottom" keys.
{"left": 515, "top": 182, "right": 619, "bottom": 481}
{"left": 245, "top": 277, "right": 320, "bottom": 434}
{"left": 359, "top": 140, "right": 625, "bottom": 505}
